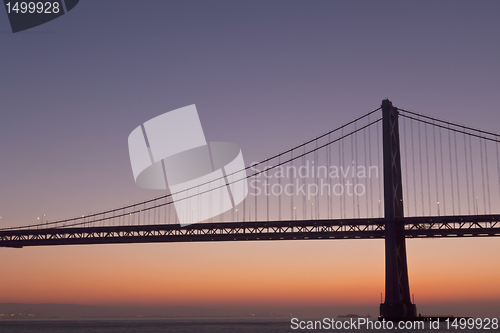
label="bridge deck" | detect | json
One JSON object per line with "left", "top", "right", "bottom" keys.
{"left": 1, "top": 215, "right": 499, "bottom": 248}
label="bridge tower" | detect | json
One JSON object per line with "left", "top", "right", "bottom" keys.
{"left": 379, "top": 99, "right": 417, "bottom": 319}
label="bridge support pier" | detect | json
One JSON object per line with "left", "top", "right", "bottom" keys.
{"left": 380, "top": 99, "right": 417, "bottom": 319}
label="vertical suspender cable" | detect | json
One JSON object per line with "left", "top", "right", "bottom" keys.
{"left": 303, "top": 145, "right": 306, "bottom": 220}
{"left": 208, "top": 179, "right": 212, "bottom": 223}
{"left": 463, "top": 133, "right": 471, "bottom": 214}
{"left": 351, "top": 123, "right": 355, "bottom": 218}
{"left": 411, "top": 118, "right": 417, "bottom": 216}
{"left": 448, "top": 125, "right": 455, "bottom": 214}
{"left": 368, "top": 114, "right": 374, "bottom": 218}
{"left": 484, "top": 139, "right": 492, "bottom": 214}
{"left": 267, "top": 159, "right": 269, "bottom": 221}
{"left": 497, "top": 141, "right": 500, "bottom": 212}
{"left": 279, "top": 155, "right": 281, "bottom": 221}
{"left": 354, "top": 121, "right": 359, "bottom": 218}
{"left": 425, "top": 121, "right": 432, "bottom": 214}
{"left": 242, "top": 166, "right": 245, "bottom": 222}
{"left": 254, "top": 171, "right": 257, "bottom": 222}
{"left": 377, "top": 120, "right": 382, "bottom": 218}
{"left": 402, "top": 115, "right": 410, "bottom": 216}
{"left": 363, "top": 120, "right": 368, "bottom": 218}
{"left": 290, "top": 149, "right": 294, "bottom": 220}
{"left": 315, "top": 139, "right": 319, "bottom": 219}
{"left": 418, "top": 117, "right": 425, "bottom": 215}
{"left": 328, "top": 133, "right": 332, "bottom": 219}
{"left": 479, "top": 137, "right": 487, "bottom": 214}
{"left": 469, "top": 135, "right": 477, "bottom": 214}
{"left": 138, "top": 204, "right": 141, "bottom": 225}
{"left": 339, "top": 131, "right": 343, "bottom": 218}
{"left": 439, "top": 125, "right": 446, "bottom": 215}
{"left": 342, "top": 127, "right": 346, "bottom": 218}
{"left": 454, "top": 130, "right": 461, "bottom": 215}
{"left": 432, "top": 120, "right": 440, "bottom": 215}
{"left": 220, "top": 169, "right": 224, "bottom": 222}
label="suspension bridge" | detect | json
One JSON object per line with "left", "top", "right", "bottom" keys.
{"left": 1, "top": 99, "right": 499, "bottom": 320}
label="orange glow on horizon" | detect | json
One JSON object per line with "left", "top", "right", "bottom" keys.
{"left": 1, "top": 238, "right": 499, "bottom": 307}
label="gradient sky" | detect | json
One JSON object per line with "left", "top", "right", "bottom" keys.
{"left": 1, "top": 0, "right": 500, "bottom": 317}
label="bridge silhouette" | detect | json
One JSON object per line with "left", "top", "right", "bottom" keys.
{"left": 1, "top": 100, "right": 499, "bottom": 320}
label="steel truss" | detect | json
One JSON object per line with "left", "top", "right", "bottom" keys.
{"left": 1, "top": 215, "right": 499, "bottom": 248}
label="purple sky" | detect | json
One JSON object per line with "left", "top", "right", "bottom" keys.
{"left": 2, "top": 0, "right": 500, "bottom": 226}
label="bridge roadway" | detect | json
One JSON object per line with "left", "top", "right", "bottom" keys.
{"left": 1, "top": 215, "right": 499, "bottom": 248}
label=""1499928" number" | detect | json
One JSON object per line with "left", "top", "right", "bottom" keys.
{"left": 5, "top": 2, "right": 60, "bottom": 14}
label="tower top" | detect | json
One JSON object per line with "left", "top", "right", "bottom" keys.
{"left": 382, "top": 99, "right": 393, "bottom": 108}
